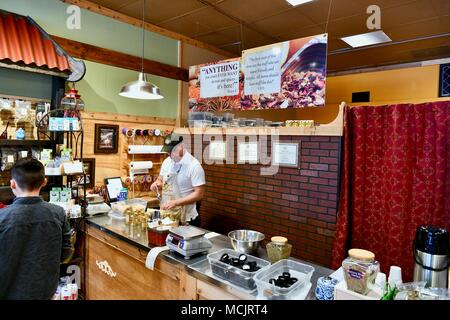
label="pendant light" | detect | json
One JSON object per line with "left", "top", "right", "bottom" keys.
{"left": 119, "top": 0, "right": 163, "bottom": 100}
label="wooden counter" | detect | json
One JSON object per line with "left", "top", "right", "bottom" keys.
{"left": 85, "top": 224, "right": 197, "bottom": 300}
{"left": 83, "top": 216, "right": 332, "bottom": 300}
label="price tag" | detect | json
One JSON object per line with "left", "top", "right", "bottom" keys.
{"left": 71, "top": 118, "right": 80, "bottom": 131}
{"left": 21, "top": 151, "right": 28, "bottom": 158}
{"left": 7, "top": 155, "right": 14, "bottom": 163}
{"left": 63, "top": 119, "right": 70, "bottom": 131}
{"left": 57, "top": 118, "right": 64, "bottom": 131}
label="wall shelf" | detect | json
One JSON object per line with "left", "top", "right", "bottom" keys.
{"left": 175, "top": 102, "right": 345, "bottom": 137}
{"left": 0, "top": 139, "right": 53, "bottom": 147}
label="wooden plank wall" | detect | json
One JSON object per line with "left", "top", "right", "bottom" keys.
{"left": 80, "top": 111, "right": 174, "bottom": 198}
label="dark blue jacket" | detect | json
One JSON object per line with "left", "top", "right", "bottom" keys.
{"left": 0, "top": 197, "right": 72, "bottom": 300}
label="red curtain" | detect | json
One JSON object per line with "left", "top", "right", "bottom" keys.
{"left": 332, "top": 101, "right": 450, "bottom": 281}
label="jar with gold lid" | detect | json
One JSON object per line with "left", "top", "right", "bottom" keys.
{"left": 266, "top": 236, "right": 292, "bottom": 263}
{"left": 342, "top": 248, "right": 380, "bottom": 295}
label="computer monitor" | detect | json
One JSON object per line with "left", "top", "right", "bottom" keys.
{"left": 104, "top": 177, "right": 123, "bottom": 202}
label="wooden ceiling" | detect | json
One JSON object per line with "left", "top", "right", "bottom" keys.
{"left": 82, "top": 0, "right": 450, "bottom": 72}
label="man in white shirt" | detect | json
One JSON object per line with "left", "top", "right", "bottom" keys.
{"left": 151, "top": 133, "right": 205, "bottom": 225}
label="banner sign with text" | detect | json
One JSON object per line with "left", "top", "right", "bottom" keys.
{"left": 188, "top": 33, "right": 327, "bottom": 112}
{"left": 189, "top": 58, "right": 242, "bottom": 112}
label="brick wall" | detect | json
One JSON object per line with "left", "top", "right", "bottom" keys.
{"left": 183, "top": 134, "right": 342, "bottom": 267}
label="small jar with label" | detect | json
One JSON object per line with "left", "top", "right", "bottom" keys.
{"left": 342, "top": 249, "right": 380, "bottom": 295}
{"left": 266, "top": 236, "right": 292, "bottom": 263}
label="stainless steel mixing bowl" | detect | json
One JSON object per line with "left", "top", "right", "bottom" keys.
{"left": 228, "top": 230, "right": 265, "bottom": 254}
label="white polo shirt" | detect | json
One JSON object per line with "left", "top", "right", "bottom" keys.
{"left": 160, "top": 151, "right": 205, "bottom": 221}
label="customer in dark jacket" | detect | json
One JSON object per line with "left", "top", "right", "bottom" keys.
{"left": 0, "top": 158, "right": 73, "bottom": 299}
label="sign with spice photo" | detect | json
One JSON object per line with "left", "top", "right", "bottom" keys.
{"left": 241, "top": 33, "right": 327, "bottom": 109}
{"left": 189, "top": 57, "right": 242, "bottom": 112}
{"left": 188, "top": 33, "right": 327, "bottom": 112}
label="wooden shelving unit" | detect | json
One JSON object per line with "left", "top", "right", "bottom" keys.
{"left": 0, "top": 139, "right": 53, "bottom": 147}
{"left": 175, "top": 102, "right": 345, "bottom": 137}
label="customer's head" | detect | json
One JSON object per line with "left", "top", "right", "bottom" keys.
{"left": 10, "top": 158, "right": 46, "bottom": 196}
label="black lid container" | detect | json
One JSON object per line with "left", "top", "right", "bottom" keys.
{"left": 414, "top": 225, "right": 449, "bottom": 255}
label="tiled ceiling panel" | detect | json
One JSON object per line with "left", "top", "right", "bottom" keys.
{"left": 159, "top": 6, "right": 238, "bottom": 38}
{"left": 253, "top": 9, "right": 320, "bottom": 38}
{"left": 215, "top": 0, "right": 292, "bottom": 23}
{"left": 118, "top": 0, "right": 207, "bottom": 24}
{"left": 90, "top": 0, "right": 450, "bottom": 72}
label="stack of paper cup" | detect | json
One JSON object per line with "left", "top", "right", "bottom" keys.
{"left": 375, "top": 272, "right": 387, "bottom": 289}
{"left": 388, "top": 266, "right": 403, "bottom": 287}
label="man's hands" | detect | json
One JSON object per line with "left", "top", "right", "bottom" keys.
{"left": 150, "top": 178, "right": 162, "bottom": 193}
{"left": 161, "top": 200, "right": 180, "bottom": 210}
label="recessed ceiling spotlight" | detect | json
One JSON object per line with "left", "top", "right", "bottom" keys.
{"left": 341, "top": 30, "right": 392, "bottom": 48}
{"left": 286, "top": 0, "right": 315, "bottom": 6}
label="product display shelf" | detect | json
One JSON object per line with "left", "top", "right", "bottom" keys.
{"left": 176, "top": 102, "right": 345, "bottom": 137}
{"left": 0, "top": 139, "right": 53, "bottom": 147}
{"left": 36, "top": 108, "right": 87, "bottom": 215}
{"left": 0, "top": 94, "right": 56, "bottom": 204}
{"left": 37, "top": 108, "right": 88, "bottom": 297}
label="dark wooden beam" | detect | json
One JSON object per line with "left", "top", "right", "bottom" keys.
{"left": 51, "top": 35, "right": 189, "bottom": 82}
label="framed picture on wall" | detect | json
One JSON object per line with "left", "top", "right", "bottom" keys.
{"left": 94, "top": 124, "right": 119, "bottom": 154}
{"left": 272, "top": 142, "right": 300, "bottom": 167}
{"left": 74, "top": 158, "right": 95, "bottom": 189}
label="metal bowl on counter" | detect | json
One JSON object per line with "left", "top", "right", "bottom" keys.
{"left": 228, "top": 230, "right": 265, "bottom": 254}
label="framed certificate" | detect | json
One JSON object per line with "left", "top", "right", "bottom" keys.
{"left": 238, "top": 142, "right": 259, "bottom": 164}
{"left": 272, "top": 142, "right": 299, "bottom": 167}
{"left": 209, "top": 141, "right": 227, "bottom": 160}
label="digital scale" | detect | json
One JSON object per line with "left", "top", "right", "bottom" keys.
{"left": 166, "top": 226, "right": 213, "bottom": 259}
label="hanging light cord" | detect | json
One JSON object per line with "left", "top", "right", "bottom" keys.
{"left": 141, "top": 0, "right": 146, "bottom": 73}
{"left": 324, "top": 0, "right": 333, "bottom": 34}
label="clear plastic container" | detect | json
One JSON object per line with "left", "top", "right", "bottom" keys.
{"left": 254, "top": 259, "right": 315, "bottom": 300}
{"left": 110, "top": 198, "right": 147, "bottom": 214}
{"left": 238, "top": 118, "right": 247, "bottom": 127}
{"left": 188, "top": 112, "right": 213, "bottom": 121}
{"left": 342, "top": 249, "right": 380, "bottom": 295}
{"left": 245, "top": 119, "right": 256, "bottom": 127}
{"left": 255, "top": 118, "right": 265, "bottom": 127}
{"left": 212, "top": 116, "right": 223, "bottom": 124}
{"left": 207, "top": 249, "right": 270, "bottom": 292}
{"left": 110, "top": 201, "right": 129, "bottom": 214}
{"left": 188, "top": 120, "right": 213, "bottom": 128}
{"left": 222, "top": 112, "right": 235, "bottom": 123}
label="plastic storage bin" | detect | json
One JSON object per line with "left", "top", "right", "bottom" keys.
{"left": 254, "top": 259, "right": 315, "bottom": 300}
{"left": 221, "top": 112, "right": 235, "bottom": 123}
{"left": 188, "top": 120, "right": 213, "bottom": 128}
{"left": 110, "top": 198, "right": 147, "bottom": 214}
{"left": 207, "top": 249, "right": 270, "bottom": 292}
{"left": 188, "top": 112, "right": 213, "bottom": 121}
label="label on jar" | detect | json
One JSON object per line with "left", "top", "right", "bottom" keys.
{"left": 348, "top": 268, "right": 365, "bottom": 280}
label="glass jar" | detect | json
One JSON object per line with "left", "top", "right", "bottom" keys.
{"left": 342, "top": 249, "right": 380, "bottom": 295}
{"left": 266, "top": 236, "right": 292, "bottom": 263}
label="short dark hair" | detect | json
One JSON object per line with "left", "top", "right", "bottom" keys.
{"left": 11, "top": 158, "right": 45, "bottom": 191}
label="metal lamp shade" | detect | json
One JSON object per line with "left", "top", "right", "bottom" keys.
{"left": 119, "top": 72, "right": 163, "bottom": 100}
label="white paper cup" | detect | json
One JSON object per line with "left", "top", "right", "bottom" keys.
{"left": 376, "top": 272, "right": 387, "bottom": 288}
{"left": 388, "top": 266, "right": 402, "bottom": 286}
